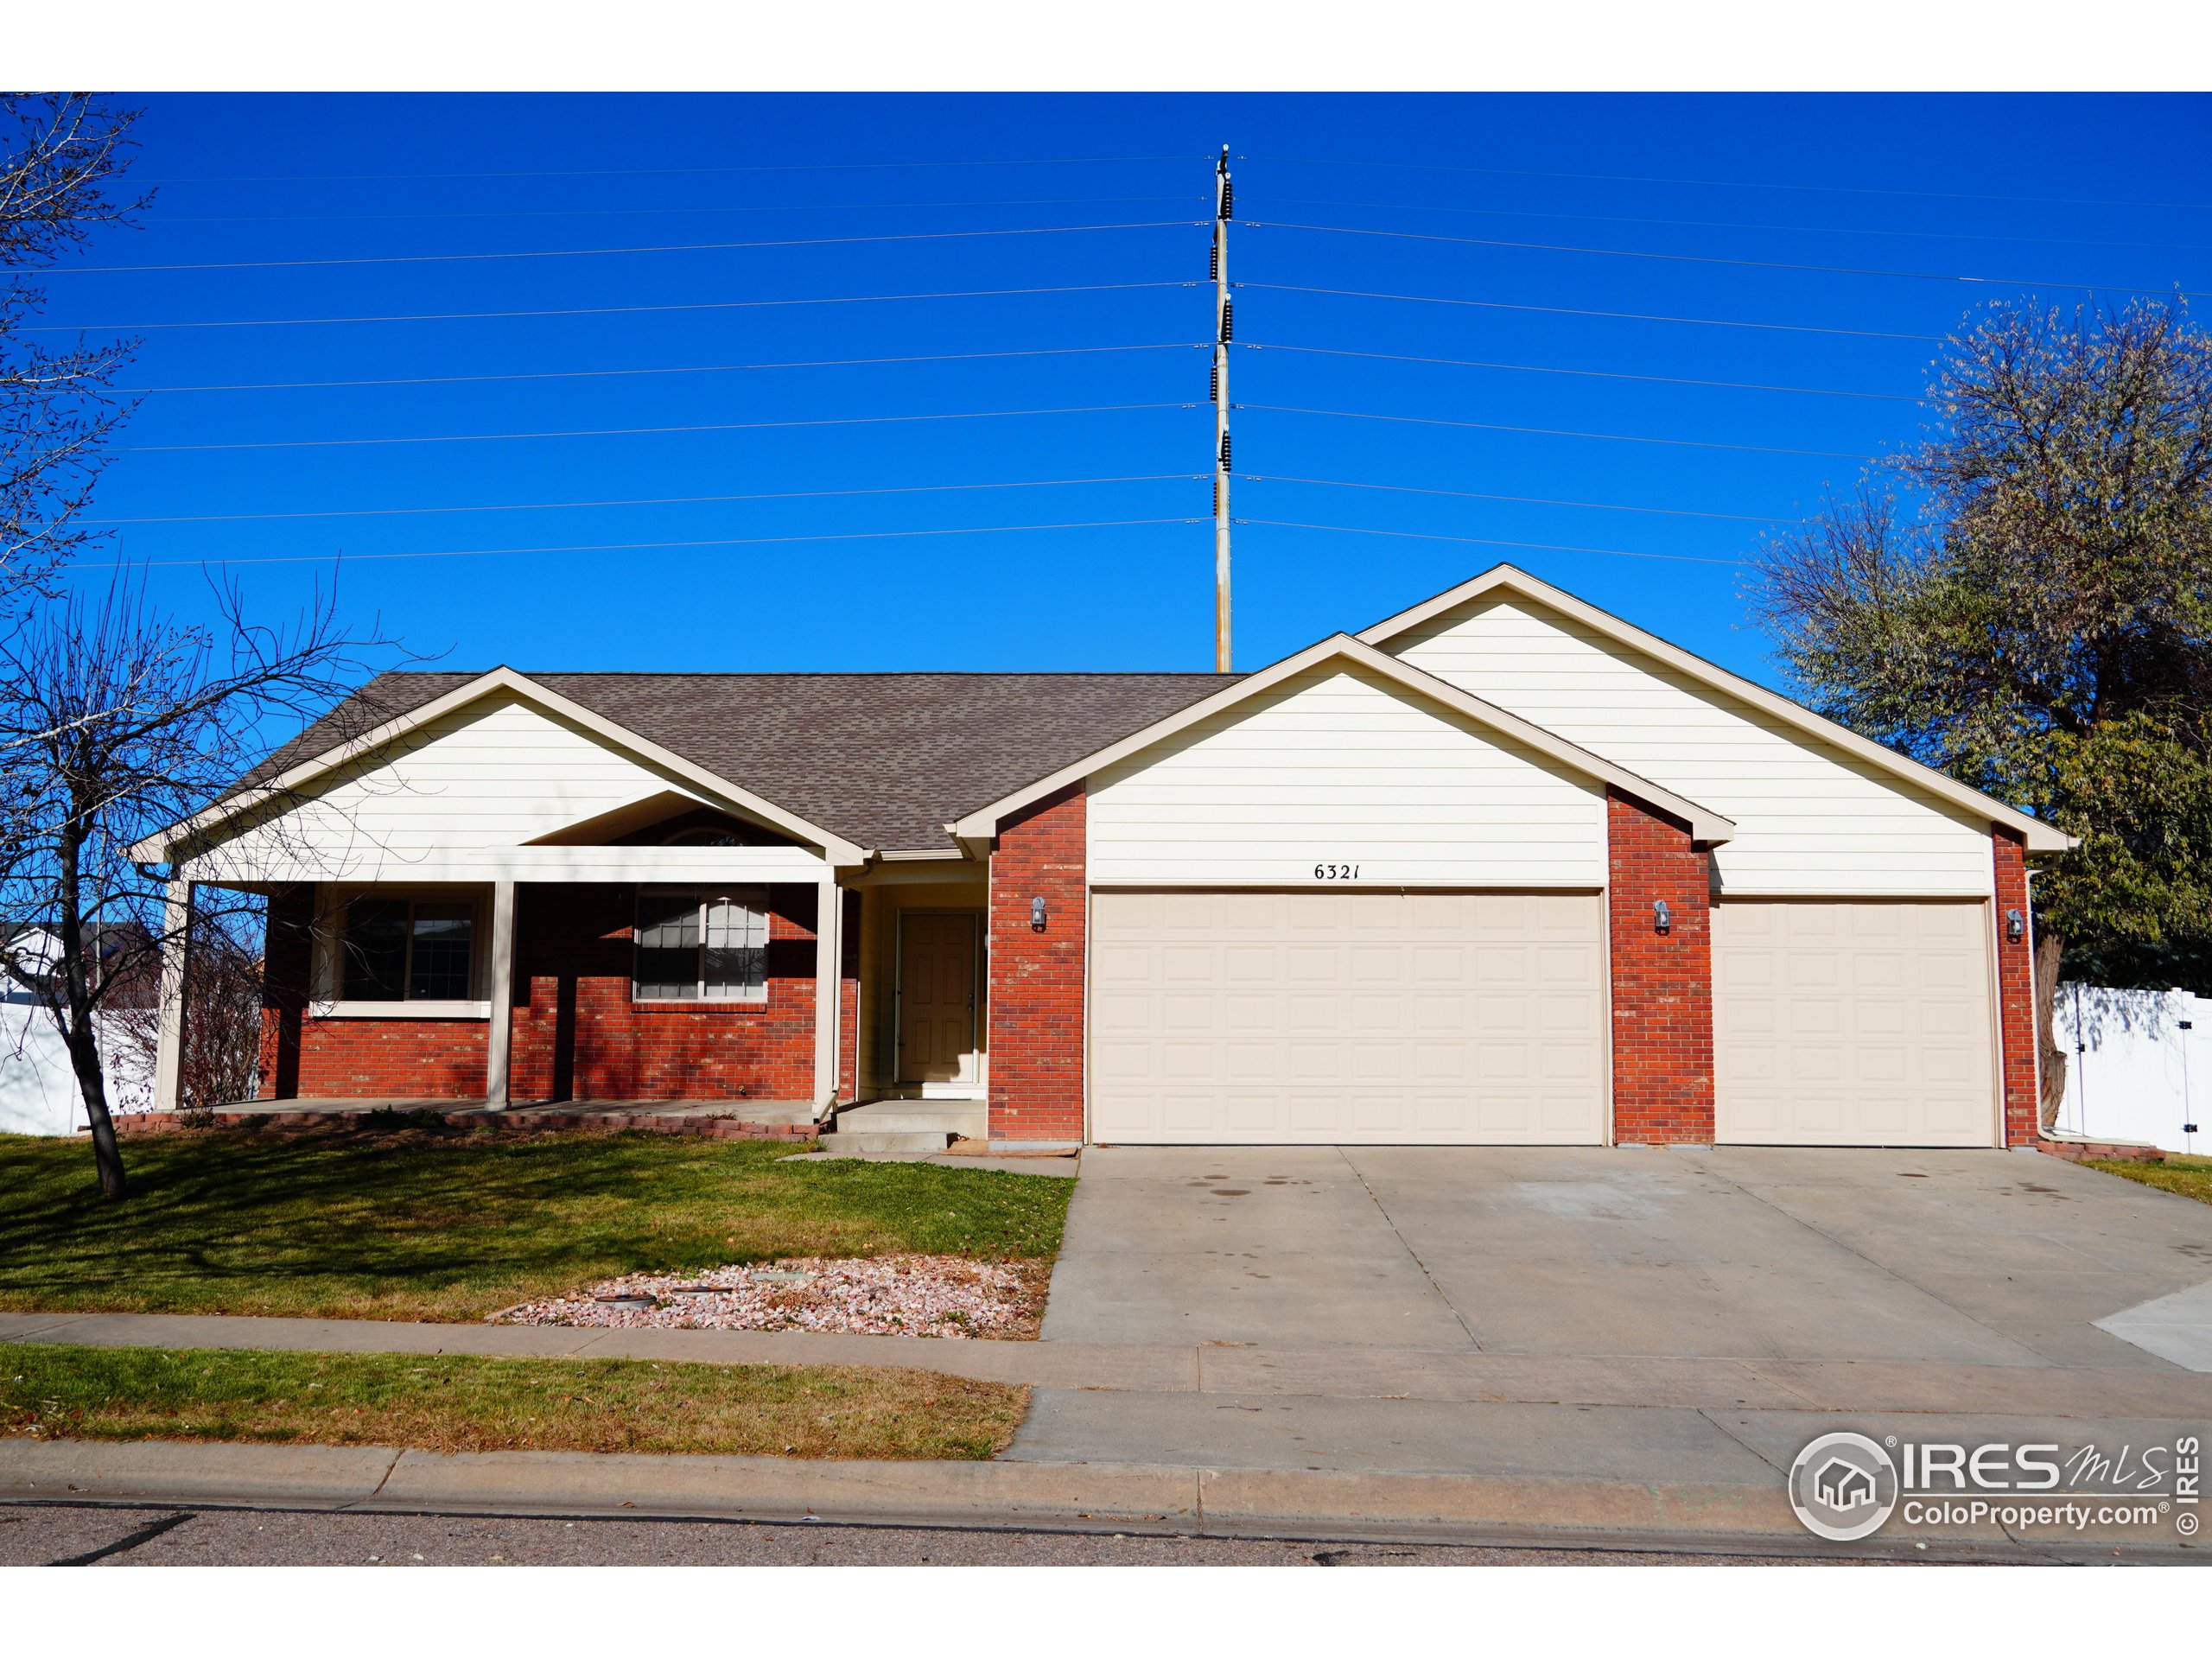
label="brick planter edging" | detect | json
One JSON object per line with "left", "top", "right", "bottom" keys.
{"left": 113, "top": 1110, "right": 815, "bottom": 1141}
{"left": 2037, "top": 1137, "right": 2166, "bottom": 1166}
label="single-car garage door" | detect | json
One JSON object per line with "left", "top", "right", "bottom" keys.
{"left": 1089, "top": 888, "right": 1606, "bottom": 1144}
{"left": 1713, "top": 899, "right": 1997, "bottom": 1147}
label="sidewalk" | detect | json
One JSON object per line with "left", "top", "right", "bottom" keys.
{"left": 5, "top": 1306, "right": 2210, "bottom": 1556}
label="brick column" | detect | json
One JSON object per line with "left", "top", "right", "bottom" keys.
{"left": 259, "top": 884, "right": 313, "bottom": 1101}
{"left": 987, "top": 781, "right": 1087, "bottom": 1143}
{"left": 1606, "top": 791, "right": 1714, "bottom": 1144}
{"left": 839, "top": 890, "right": 862, "bottom": 1105}
{"left": 1992, "top": 829, "right": 2039, "bottom": 1147}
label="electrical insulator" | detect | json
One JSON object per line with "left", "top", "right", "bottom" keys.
{"left": 1219, "top": 434, "right": 1232, "bottom": 469}
{"left": 1208, "top": 245, "right": 1218, "bottom": 281}
{"left": 1209, "top": 362, "right": 1219, "bottom": 403}
{"left": 1219, "top": 181, "right": 1233, "bottom": 219}
{"left": 1220, "top": 301, "right": 1234, "bottom": 341}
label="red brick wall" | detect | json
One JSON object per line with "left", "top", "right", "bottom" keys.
{"left": 507, "top": 884, "right": 817, "bottom": 1103}
{"left": 1607, "top": 791, "right": 1715, "bottom": 1144}
{"left": 262, "top": 885, "right": 497, "bottom": 1100}
{"left": 1993, "top": 829, "right": 2039, "bottom": 1147}
{"left": 262, "top": 883, "right": 824, "bottom": 1103}
{"left": 987, "top": 782, "right": 1087, "bottom": 1142}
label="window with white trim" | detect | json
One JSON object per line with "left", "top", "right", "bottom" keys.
{"left": 633, "top": 889, "right": 769, "bottom": 1002}
{"left": 341, "top": 898, "right": 477, "bottom": 1002}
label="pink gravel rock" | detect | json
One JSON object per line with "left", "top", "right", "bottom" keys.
{"left": 489, "top": 1255, "right": 1041, "bottom": 1339}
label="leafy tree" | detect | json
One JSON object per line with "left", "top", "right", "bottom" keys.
{"left": 1751, "top": 296, "right": 2212, "bottom": 1123}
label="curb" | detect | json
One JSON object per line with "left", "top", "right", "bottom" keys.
{"left": 1, "top": 1433, "right": 2131, "bottom": 1555}
{"left": 0, "top": 1436, "right": 1797, "bottom": 1539}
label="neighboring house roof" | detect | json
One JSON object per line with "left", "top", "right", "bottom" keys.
{"left": 1357, "top": 565, "right": 2077, "bottom": 854}
{"left": 174, "top": 666, "right": 1235, "bottom": 857}
{"left": 950, "top": 633, "right": 1738, "bottom": 845}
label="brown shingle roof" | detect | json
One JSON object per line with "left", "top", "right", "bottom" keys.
{"left": 244, "top": 669, "right": 1239, "bottom": 853}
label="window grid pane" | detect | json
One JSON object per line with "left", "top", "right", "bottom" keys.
{"left": 343, "top": 899, "right": 408, "bottom": 1001}
{"left": 409, "top": 904, "right": 475, "bottom": 1001}
{"left": 633, "top": 892, "right": 702, "bottom": 1000}
{"left": 702, "top": 896, "right": 767, "bottom": 1001}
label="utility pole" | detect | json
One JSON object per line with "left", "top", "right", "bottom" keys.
{"left": 1211, "top": 143, "right": 1233, "bottom": 673}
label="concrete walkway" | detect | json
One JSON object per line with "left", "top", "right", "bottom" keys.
{"left": 6, "top": 1307, "right": 2211, "bottom": 1418}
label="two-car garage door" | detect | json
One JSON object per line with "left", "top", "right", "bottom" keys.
{"left": 1089, "top": 888, "right": 1607, "bottom": 1144}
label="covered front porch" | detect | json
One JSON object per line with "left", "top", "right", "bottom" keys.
{"left": 157, "top": 836, "right": 861, "bottom": 1118}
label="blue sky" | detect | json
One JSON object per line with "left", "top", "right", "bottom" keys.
{"left": 50, "top": 92, "right": 2212, "bottom": 690}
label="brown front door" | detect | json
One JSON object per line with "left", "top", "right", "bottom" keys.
{"left": 898, "top": 912, "right": 978, "bottom": 1084}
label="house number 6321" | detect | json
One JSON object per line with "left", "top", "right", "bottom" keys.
{"left": 1313, "top": 862, "right": 1361, "bottom": 880}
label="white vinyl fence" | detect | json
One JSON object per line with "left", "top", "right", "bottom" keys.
{"left": 0, "top": 996, "right": 151, "bottom": 1137}
{"left": 2051, "top": 983, "right": 2209, "bottom": 1156}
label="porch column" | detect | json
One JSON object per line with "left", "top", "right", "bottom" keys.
{"left": 151, "top": 874, "right": 193, "bottom": 1113}
{"left": 813, "top": 874, "right": 842, "bottom": 1108}
{"left": 485, "top": 878, "right": 516, "bottom": 1108}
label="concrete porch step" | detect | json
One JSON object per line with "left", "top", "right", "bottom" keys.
{"left": 820, "top": 1099, "right": 986, "bottom": 1154}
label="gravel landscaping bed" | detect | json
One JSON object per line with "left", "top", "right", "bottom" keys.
{"left": 490, "top": 1255, "right": 1047, "bottom": 1339}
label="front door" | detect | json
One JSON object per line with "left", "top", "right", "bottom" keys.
{"left": 898, "top": 912, "right": 979, "bottom": 1087}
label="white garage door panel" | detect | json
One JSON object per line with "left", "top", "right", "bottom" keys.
{"left": 1713, "top": 899, "right": 1996, "bottom": 1147}
{"left": 1090, "top": 888, "right": 1606, "bottom": 1144}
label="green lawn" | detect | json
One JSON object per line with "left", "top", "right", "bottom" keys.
{"left": 0, "top": 1125, "right": 1071, "bottom": 1322}
{"left": 1, "top": 1340, "right": 1025, "bottom": 1459}
{"left": 2088, "top": 1153, "right": 2212, "bottom": 1208}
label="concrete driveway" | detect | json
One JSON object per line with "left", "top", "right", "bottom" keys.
{"left": 1040, "top": 1146, "right": 2212, "bottom": 1369}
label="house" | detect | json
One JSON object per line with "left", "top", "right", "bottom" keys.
{"left": 131, "top": 565, "right": 2072, "bottom": 1149}
{"left": 1814, "top": 1457, "right": 1879, "bottom": 1512}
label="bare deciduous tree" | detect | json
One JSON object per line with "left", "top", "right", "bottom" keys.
{"left": 0, "top": 572, "right": 388, "bottom": 1198}
{"left": 109, "top": 907, "right": 267, "bottom": 1116}
{"left": 3, "top": 92, "right": 148, "bottom": 600}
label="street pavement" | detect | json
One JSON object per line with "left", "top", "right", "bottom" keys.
{"left": 0, "top": 1502, "right": 1927, "bottom": 1567}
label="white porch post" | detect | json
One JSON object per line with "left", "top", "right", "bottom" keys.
{"left": 151, "top": 874, "right": 193, "bottom": 1113}
{"left": 485, "top": 878, "right": 516, "bottom": 1108}
{"left": 814, "top": 874, "right": 842, "bottom": 1109}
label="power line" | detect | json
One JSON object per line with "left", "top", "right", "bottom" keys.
{"left": 86, "top": 474, "right": 1199, "bottom": 526}
{"left": 1237, "top": 474, "right": 1784, "bottom": 523}
{"left": 119, "top": 401, "right": 1196, "bottom": 454}
{"left": 120, "top": 342, "right": 1205, "bottom": 395}
{"left": 150, "top": 194, "right": 1205, "bottom": 228}
{"left": 1238, "top": 518, "right": 1750, "bottom": 569}
{"left": 1243, "top": 342, "right": 1912, "bottom": 402}
{"left": 1242, "top": 219, "right": 2205, "bottom": 301}
{"left": 58, "top": 220, "right": 1202, "bottom": 276}
{"left": 1241, "top": 155, "right": 2212, "bottom": 214}
{"left": 79, "top": 518, "right": 1201, "bottom": 569}
{"left": 1241, "top": 404, "right": 1868, "bottom": 460}
{"left": 1263, "top": 195, "right": 2212, "bottom": 257}
{"left": 29, "top": 280, "right": 1199, "bottom": 335}
{"left": 1242, "top": 282, "right": 1942, "bottom": 343}
{"left": 142, "top": 155, "right": 1208, "bottom": 186}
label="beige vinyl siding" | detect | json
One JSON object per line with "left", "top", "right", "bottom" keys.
{"left": 1713, "top": 899, "right": 1999, "bottom": 1147}
{"left": 216, "top": 694, "right": 731, "bottom": 874}
{"left": 1387, "top": 598, "right": 1994, "bottom": 897}
{"left": 1086, "top": 663, "right": 1606, "bottom": 887}
{"left": 1090, "top": 888, "right": 1607, "bottom": 1144}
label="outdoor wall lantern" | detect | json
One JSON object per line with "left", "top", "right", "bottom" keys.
{"left": 1652, "top": 899, "right": 1672, "bottom": 935}
{"left": 1030, "top": 895, "right": 1048, "bottom": 931}
{"left": 2005, "top": 907, "right": 2025, "bottom": 943}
